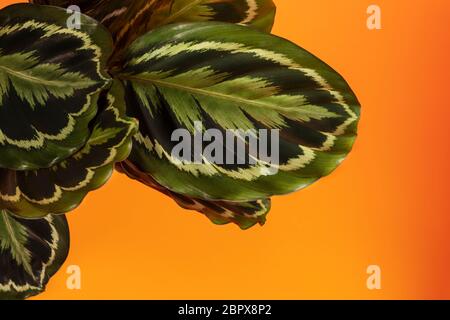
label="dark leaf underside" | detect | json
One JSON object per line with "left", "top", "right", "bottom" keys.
{"left": 117, "top": 161, "right": 269, "bottom": 229}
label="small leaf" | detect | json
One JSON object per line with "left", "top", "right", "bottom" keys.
{"left": 0, "top": 210, "right": 69, "bottom": 300}
{"left": 117, "top": 22, "right": 361, "bottom": 202}
{"left": 0, "top": 81, "right": 138, "bottom": 218}
{"left": 148, "top": 0, "right": 276, "bottom": 32}
{"left": 117, "top": 161, "right": 269, "bottom": 230}
{"left": 0, "top": 3, "right": 113, "bottom": 170}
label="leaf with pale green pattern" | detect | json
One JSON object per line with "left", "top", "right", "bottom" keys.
{"left": 31, "top": 0, "right": 172, "bottom": 61}
{"left": 0, "top": 210, "right": 69, "bottom": 300}
{"left": 148, "top": 0, "right": 276, "bottom": 32}
{"left": 117, "top": 22, "right": 360, "bottom": 202}
{"left": 0, "top": 4, "right": 113, "bottom": 170}
{"left": 0, "top": 81, "right": 138, "bottom": 218}
{"left": 29, "top": 0, "right": 276, "bottom": 63}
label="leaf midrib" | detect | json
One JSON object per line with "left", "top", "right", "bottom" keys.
{"left": 120, "top": 74, "right": 311, "bottom": 113}
{"left": 0, "top": 211, "right": 34, "bottom": 279}
{"left": 0, "top": 65, "right": 93, "bottom": 88}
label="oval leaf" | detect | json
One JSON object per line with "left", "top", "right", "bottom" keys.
{"left": 118, "top": 22, "right": 360, "bottom": 201}
{"left": 0, "top": 4, "right": 113, "bottom": 170}
{"left": 0, "top": 210, "right": 69, "bottom": 300}
{"left": 0, "top": 81, "right": 138, "bottom": 218}
{"left": 117, "top": 161, "right": 269, "bottom": 229}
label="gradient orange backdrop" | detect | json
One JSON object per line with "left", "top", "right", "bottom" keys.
{"left": 1, "top": 0, "right": 449, "bottom": 300}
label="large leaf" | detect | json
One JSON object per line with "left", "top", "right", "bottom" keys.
{"left": 0, "top": 210, "right": 69, "bottom": 300}
{"left": 117, "top": 22, "right": 360, "bottom": 202}
{"left": 117, "top": 161, "right": 269, "bottom": 229}
{"left": 0, "top": 4, "right": 112, "bottom": 170}
{"left": 0, "top": 81, "right": 138, "bottom": 218}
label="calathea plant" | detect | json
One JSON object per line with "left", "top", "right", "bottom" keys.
{"left": 0, "top": 0, "right": 360, "bottom": 299}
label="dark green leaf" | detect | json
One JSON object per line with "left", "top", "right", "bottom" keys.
{"left": 118, "top": 22, "right": 360, "bottom": 202}
{"left": 0, "top": 210, "right": 69, "bottom": 300}
{"left": 29, "top": 0, "right": 276, "bottom": 62}
{"left": 0, "top": 3, "right": 113, "bottom": 170}
{"left": 0, "top": 81, "right": 138, "bottom": 218}
{"left": 117, "top": 161, "right": 269, "bottom": 229}
{"left": 148, "top": 0, "right": 276, "bottom": 33}
{"left": 32, "top": 0, "right": 172, "bottom": 60}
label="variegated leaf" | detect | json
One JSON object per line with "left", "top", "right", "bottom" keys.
{"left": 148, "top": 0, "right": 276, "bottom": 33}
{"left": 29, "top": 0, "right": 275, "bottom": 62}
{"left": 117, "top": 161, "right": 269, "bottom": 229}
{"left": 0, "top": 81, "right": 138, "bottom": 218}
{"left": 0, "top": 4, "right": 112, "bottom": 170}
{"left": 118, "top": 22, "right": 360, "bottom": 202}
{"left": 0, "top": 210, "right": 69, "bottom": 300}
{"left": 86, "top": 0, "right": 171, "bottom": 61}
{"left": 31, "top": 0, "right": 172, "bottom": 60}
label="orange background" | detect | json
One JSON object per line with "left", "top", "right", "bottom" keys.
{"left": 1, "top": 0, "right": 450, "bottom": 299}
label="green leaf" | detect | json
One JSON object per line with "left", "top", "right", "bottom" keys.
{"left": 0, "top": 4, "right": 113, "bottom": 170}
{"left": 31, "top": 1, "right": 172, "bottom": 60}
{"left": 0, "top": 81, "right": 138, "bottom": 218}
{"left": 148, "top": 0, "right": 276, "bottom": 33}
{"left": 30, "top": 0, "right": 275, "bottom": 62}
{"left": 117, "top": 161, "right": 269, "bottom": 230}
{"left": 118, "top": 22, "right": 361, "bottom": 202}
{"left": 0, "top": 210, "right": 69, "bottom": 300}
